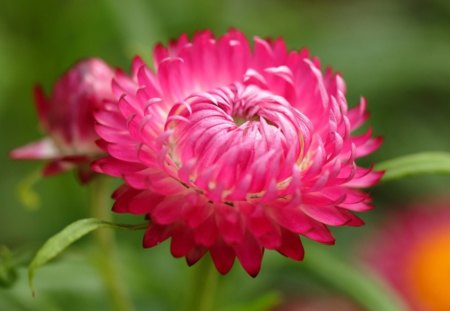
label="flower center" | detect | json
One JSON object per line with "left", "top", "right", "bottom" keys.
{"left": 227, "top": 85, "right": 280, "bottom": 129}
{"left": 405, "top": 227, "right": 450, "bottom": 311}
{"left": 232, "top": 115, "right": 258, "bottom": 126}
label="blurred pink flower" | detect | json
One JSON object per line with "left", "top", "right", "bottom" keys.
{"left": 364, "top": 200, "right": 450, "bottom": 311}
{"left": 11, "top": 58, "right": 115, "bottom": 183}
{"left": 93, "top": 29, "right": 382, "bottom": 276}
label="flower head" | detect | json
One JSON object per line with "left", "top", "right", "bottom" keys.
{"left": 364, "top": 200, "right": 450, "bottom": 311}
{"left": 11, "top": 58, "right": 115, "bottom": 182}
{"left": 93, "top": 29, "right": 382, "bottom": 276}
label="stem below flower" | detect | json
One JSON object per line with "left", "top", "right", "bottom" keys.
{"left": 89, "top": 176, "right": 134, "bottom": 311}
{"left": 187, "top": 256, "right": 219, "bottom": 311}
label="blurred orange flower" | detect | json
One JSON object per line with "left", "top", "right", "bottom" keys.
{"left": 364, "top": 200, "right": 450, "bottom": 311}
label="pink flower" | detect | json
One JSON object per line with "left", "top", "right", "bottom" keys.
{"left": 11, "top": 58, "right": 116, "bottom": 183}
{"left": 93, "top": 29, "right": 382, "bottom": 276}
{"left": 363, "top": 200, "right": 450, "bottom": 311}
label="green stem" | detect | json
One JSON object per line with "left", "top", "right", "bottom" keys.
{"left": 187, "top": 256, "right": 219, "bottom": 311}
{"left": 89, "top": 177, "right": 134, "bottom": 311}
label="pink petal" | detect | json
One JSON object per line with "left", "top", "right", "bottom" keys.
{"left": 142, "top": 223, "right": 171, "bottom": 248}
{"left": 277, "top": 230, "right": 305, "bottom": 261}
{"left": 186, "top": 246, "right": 207, "bottom": 266}
{"left": 234, "top": 234, "right": 263, "bottom": 277}
{"left": 33, "top": 85, "right": 49, "bottom": 130}
{"left": 303, "top": 224, "right": 335, "bottom": 245}
{"left": 10, "top": 138, "right": 60, "bottom": 160}
{"left": 210, "top": 241, "right": 235, "bottom": 275}
{"left": 194, "top": 216, "right": 219, "bottom": 247}
{"left": 152, "top": 196, "right": 185, "bottom": 225}
{"left": 170, "top": 227, "right": 195, "bottom": 258}
{"left": 43, "top": 159, "right": 74, "bottom": 176}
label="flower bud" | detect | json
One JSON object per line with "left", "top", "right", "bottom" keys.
{"left": 11, "top": 58, "right": 115, "bottom": 183}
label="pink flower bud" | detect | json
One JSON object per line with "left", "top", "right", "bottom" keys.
{"left": 11, "top": 58, "right": 115, "bottom": 183}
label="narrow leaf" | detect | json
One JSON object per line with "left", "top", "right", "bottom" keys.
{"left": 377, "top": 152, "right": 450, "bottom": 183}
{"left": 28, "top": 218, "right": 147, "bottom": 295}
{"left": 300, "top": 244, "right": 408, "bottom": 311}
{"left": 0, "top": 246, "right": 18, "bottom": 288}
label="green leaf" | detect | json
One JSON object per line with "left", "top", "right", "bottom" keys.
{"left": 377, "top": 152, "right": 450, "bottom": 183}
{"left": 28, "top": 218, "right": 147, "bottom": 296}
{"left": 0, "top": 245, "right": 18, "bottom": 288}
{"left": 300, "top": 244, "right": 408, "bottom": 311}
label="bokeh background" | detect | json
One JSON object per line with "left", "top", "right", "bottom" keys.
{"left": 1, "top": 0, "right": 450, "bottom": 310}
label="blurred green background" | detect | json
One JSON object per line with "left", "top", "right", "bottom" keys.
{"left": 1, "top": 0, "right": 450, "bottom": 310}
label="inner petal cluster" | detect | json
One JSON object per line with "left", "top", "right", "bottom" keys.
{"left": 164, "top": 82, "right": 311, "bottom": 203}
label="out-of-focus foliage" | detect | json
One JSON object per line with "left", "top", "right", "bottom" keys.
{"left": 1, "top": 0, "right": 449, "bottom": 310}
{"left": 0, "top": 246, "right": 18, "bottom": 288}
